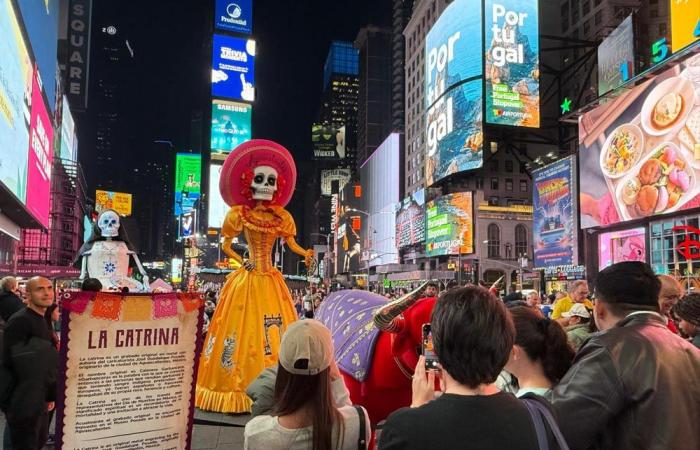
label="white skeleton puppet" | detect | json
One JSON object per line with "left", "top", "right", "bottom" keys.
{"left": 78, "top": 210, "right": 150, "bottom": 292}
{"left": 251, "top": 165, "right": 277, "bottom": 201}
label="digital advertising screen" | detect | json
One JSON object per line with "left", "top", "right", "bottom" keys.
{"left": 0, "top": 0, "right": 33, "bottom": 205}
{"left": 533, "top": 156, "right": 578, "bottom": 269}
{"left": 171, "top": 258, "right": 183, "bottom": 283}
{"left": 26, "top": 69, "right": 54, "bottom": 228}
{"left": 60, "top": 96, "right": 77, "bottom": 162}
{"left": 207, "top": 163, "right": 229, "bottom": 229}
{"left": 174, "top": 154, "right": 202, "bottom": 217}
{"left": 670, "top": 0, "right": 700, "bottom": 53}
{"left": 95, "top": 190, "right": 133, "bottom": 216}
{"left": 335, "top": 183, "right": 363, "bottom": 274}
{"left": 312, "top": 123, "right": 346, "bottom": 159}
{"left": 598, "top": 227, "right": 646, "bottom": 270}
{"left": 396, "top": 189, "right": 426, "bottom": 249}
{"left": 179, "top": 211, "right": 196, "bottom": 239}
{"left": 210, "top": 99, "right": 252, "bottom": 158}
{"left": 484, "top": 0, "right": 540, "bottom": 127}
{"left": 215, "top": 0, "right": 252, "bottom": 34}
{"left": 579, "top": 54, "right": 700, "bottom": 228}
{"left": 597, "top": 15, "right": 635, "bottom": 96}
{"left": 320, "top": 169, "right": 352, "bottom": 196}
{"left": 211, "top": 34, "right": 255, "bottom": 102}
{"left": 425, "top": 192, "right": 474, "bottom": 257}
{"left": 425, "top": 0, "right": 483, "bottom": 185}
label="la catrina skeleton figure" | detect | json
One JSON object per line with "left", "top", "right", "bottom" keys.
{"left": 195, "top": 139, "right": 313, "bottom": 413}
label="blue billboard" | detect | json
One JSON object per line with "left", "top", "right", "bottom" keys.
{"left": 214, "top": 0, "right": 252, "bottom": 34}
{"left": 211, "top": 34, "right": 255, "bottom": 102}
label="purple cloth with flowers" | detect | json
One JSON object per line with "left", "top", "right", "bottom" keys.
{"left": 315, "top": 290, "right": 389, "bottom": 382}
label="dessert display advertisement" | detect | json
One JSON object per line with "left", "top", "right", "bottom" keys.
{"left": 533, "top": 156, "right": 578, "bottom": 269}
{"left": 579, "top": 54, "right": 700, "bottom": 228}
{"left": 56, "top": 292, "right": 204, "bottom": 450}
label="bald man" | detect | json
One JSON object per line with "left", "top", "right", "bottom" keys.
{"left": 2, "top": 276, "right": 58, "bottom": 450}
{"left": 658, "top": 275, "right": 683, "bottom": 334}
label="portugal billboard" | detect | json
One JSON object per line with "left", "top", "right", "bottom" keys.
{"left": 425, "top": 192, "right": 474, "bottom": 257}
{"left": 210, "top": 99, "right": 252, "bottom": 158}
{"left": 212, "top": 34, "right": 255, "bottom": 102}
{"left": 174, "top": 154, "right": 201, "bottom": 217}
{"left": 215, "top": 0, "right": 252, "bottom": 34}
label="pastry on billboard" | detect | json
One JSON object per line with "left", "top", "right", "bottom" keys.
{"left": 621, "top": 177, "right": 641, "bottom": 206}
{"left": 638, "top": 159, "right": 662, "bottom": 185}
{"left": 652, "top": 93, "right": 683, "bottom": 129}
{"left": 668, "top": 167, "right": 690, "bottom": 191}
{"left": 636, "top": 185, "right": 659, "bottom": 216}
{"left": 601, "top": 125, "right": 643, "bottom": 177}
{"left": 654, "top": 186, "right": 669, "bottom": 213}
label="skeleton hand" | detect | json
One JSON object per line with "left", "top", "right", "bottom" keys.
{"left": 243, "top": 259, "right": 256, "bottom": 271}
{"left": 304, "top": 249, "right": 314, "bottom": 267}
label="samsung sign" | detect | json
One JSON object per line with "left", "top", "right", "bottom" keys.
{"left": 215, "top": 0, "right": 252, "bottom": 35}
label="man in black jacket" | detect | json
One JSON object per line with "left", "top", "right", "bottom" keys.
{"left": 552, "top": 262, "right": 700, "bottom": 450}
{"left": 0, "top": 277, "right": 25, "bottom": 322}
{"left": 2, "top": 276, "right": 58, "bottom": 450}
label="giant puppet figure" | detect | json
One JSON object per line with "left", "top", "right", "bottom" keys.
{"left": 196, "top": 140, "right": 313, "bottom": 413}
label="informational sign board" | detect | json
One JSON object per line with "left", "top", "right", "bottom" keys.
{"left": 214, "top": 0, "right": 252, "bottom": 34}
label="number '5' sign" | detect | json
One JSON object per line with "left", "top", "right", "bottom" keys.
{"left": 651, "top": 37, "right": 670, "bottom": 64}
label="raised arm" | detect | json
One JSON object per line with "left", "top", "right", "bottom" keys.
{"left": 285, "top": 237, "right": 314, "bottom": 266}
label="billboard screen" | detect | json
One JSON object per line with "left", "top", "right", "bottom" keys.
{"left": 598, "top": 227, "right": 646, "bottom": 270}
{"left": 0, "top": 0, "right": 32, "bottom": 204}
{"left": 171, "top": 258, "right": 183, "bottom": 283}
{"left": 426, "top": 192, "right": 474, "bottom": 257}
{"left": 179, "top": 211, "right": 196, "bottom": 239}
{"left": 207, "top": 163, "right": 228, "bottom": 228}
{"left": 214, "top": 0, "right": 252, "bottom": 34}
{"left": 210, "top": 99, "right": 252, "bottom": 158}
{"left": 26, "top": 69, "right": 54, "bottom": 228}
{"left": 425, "top": 0, "right": 483, "bottom": 185}
{"left": 533, "top": 156, "right": 578, "bottom": 269}
{"left": 211, "top": 34, "right": 255, "bottom": 102}
{"left": 597, "top": 16, "right": 635, "bottom": 96}
{"left": 579, "top": 55, "right": 700, "bottom": 228}
{"left": 174, "top": 154, "right": 201, "bottom": 217}
{"left": 484, "top": 0, "right": 540, "bottom": 127}
{"left": 670, "top": 0, "right": 700, "bottom": 53}
{"left": 396, "top": 189, "right": 426, "bottom": 249}
{"left": 320, "top": 169, "right": 351, "bottom": 196}
{"left": 336, "top": 184, "right": 363, "bottom": 274}
{"left": 60, "top": 96, "right": 77, "bottom": 162}
{"left": 312, "top": 123, "right": 346, "bottom": 159}
{"left": 95, "top": 190, "right": 133, "bottom": 216}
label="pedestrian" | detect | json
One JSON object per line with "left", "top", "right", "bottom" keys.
{"left": 673, "top": 293, "right": 700, "bottom": 349}
{"left": 552, "top": 262, "right": 700, "bottom": 449}
{"left": 551, "top": 280, "right": 592, "bottom": 324}
{"left": 244, "top": 320, "right": 371, "bottom": 449}
{"left": 561, "top": 303, "right": 593, "bottom": 351}
{"left": 1, "top": 276, "right": 59, "bottom": 450}
{"left": 657, "top": 274, "right": 682, "bottom": 334}
{"left": 0, "top": 277, "right": 25, "bottom": 322}
{"left": 80, "top": 278, "right": 103, "bottom": 292}
{"left": 524, "top": 291, "right": 540, "bottom": 308}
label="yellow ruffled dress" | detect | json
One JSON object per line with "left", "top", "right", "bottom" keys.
{"left": 195, "top": 205, "right": 298, "bottom": 413}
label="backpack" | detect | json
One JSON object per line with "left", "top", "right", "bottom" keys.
{"left": 521, "top": 398, "right": 570, "bottom": 450}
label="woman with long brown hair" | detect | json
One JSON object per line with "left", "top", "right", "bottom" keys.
{"left": 244, "top": 320, "right": 370, "bottom": 450}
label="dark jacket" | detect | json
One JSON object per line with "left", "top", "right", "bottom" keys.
{"left": 552, "top": 312, "right": 700, "bottom": 450}
{"left": 0, "top": 291, "right": 24, "bottom": 322}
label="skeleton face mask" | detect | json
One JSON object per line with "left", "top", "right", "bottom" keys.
{"left": 251, "top": 166, "right": 278, "bottom": 201}
{"left": 97, "top": 211, "right": 120, "bottom": 237}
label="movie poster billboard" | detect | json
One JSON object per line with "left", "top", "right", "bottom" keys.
{"left": 180, "top": 211, "right": 196, "bottom": 239}
{"left": 26, "top": 69, "right": 54, "bottom": 228}
{"left": 425, "top": 0, "right": 483, "bottom": 185}
{"left": 174, "top": 154, "right": 201, "bottom": 217}
{"left": 597, "top": 15, "right": 635, "bottom": 96}
{"left": 207, "top": 164, "right": 228, "bottom": 229}
{"left": 425, "top": 192, "right": 474, "bottom": 257}
{"left": 670, "top": 0, "right": 700, "bottom": 53}
{"left": 56, "top": 292, "right": 204, "bottom": 450}
{"left": 579, "top": 55, "right": 700, "bottom": 229}
{"left": 96, "top": 190, "right": 133, "bottom": 216}
{"left": 210, "top": 99, "right": 252, "bottom": 158}
{"left": 214, "top": 0, "right": 252, "bottom": 34}
{"left": 211, "top": 34, "right": 255, "bottom": 102}
{"left": 336, "top": 184, "right": 362, "bottom": 274}
{"left": 396, "top": 189, "right": 426, "bottom": 248}
{"left": 598, "top": 227, "right": 646, "bottom": 270}
{"left": 484, "top": 0, "right": 540, "bottom": 127}
{"left": 320, "top": 169, "right": 351, "bottom": 196}
{"left": 312, "top": 123, "right": 346, "bottom": 159}
{"left": 533, "top": 156, "right": 578, "bottom": 268}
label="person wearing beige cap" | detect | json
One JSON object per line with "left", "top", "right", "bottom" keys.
{"left": 562, "top": 303, "right": 593, "bottom": 351}
{"left": 244, "top": 320, "right": 371, "bottom": 450}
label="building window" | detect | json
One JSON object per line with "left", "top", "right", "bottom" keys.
{"left": 594, "top": 10, "right": 602, "bottom": 25}
{"left": 505, "top": 160, "right": 513, "bottom": 172}
{"left": 582, "top": 0, "right": 590, "bottom": 16}
{"left": 505, "top": 178, "right": 513, "bottom": 191}
{"left": 659, "top": 23, "right": 667, "bottom": 37}
{"left": 583, "top": 20, "right": 590, "bottom": 36}
{"left": 487, "top": 224, "right": 501, "bottom": 258}
{"left": 515, "top": 225, "right": 528, "bottom": 257}
{"left": 520, "top": 180, "right": 528, "bottom": 192}
{"left": 491, "top": 178, "right": 499, "bottom": 190}
{"left": 476, "top": 178, "right": 484, "bottom": 189}
{"left": 520, "top": 163, "right": 527, "bottom": 174}
{"left": 490, "top": 159, "right": 499, "bottom": 172}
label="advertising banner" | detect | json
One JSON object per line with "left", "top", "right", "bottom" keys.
{"left": 425, "top": 0, "right": 483, "bottom": 185}
{"left": 670, "top": 0, "right": 700, "bottom": 53}
{"left": 60, "top": 96, "right": 78, "bottom": 162}
{"left": 312, "top": 123, "right": 346, "bottom": 159}
{"left": 396, "top": 189, "right": 426, "bottom": 249}
{"left": 425, "top": 192, "right": 474, "bottom": 257}
{"left": 336, "top": 184, "right": 362, "bottom": 274}
{"left": 66, "top": 0, "right": 92, "bottom": 111}
{"left": 26, "top": 69, "right": 54, "bottom": 228}
{"left": 533, "top": 156, "right": 578, "bottom": 269}
{"left": 210, "top": 99, "right": 252, "bottom": 158}
{"left": 207, "top": 164, "right": 228, "bottom": 229}
{"left": 579, "top": 55, "right": 700, "bottom": 228}
{"left": 174, "top": 154, "right": 201, "bottom": 217}
{"left": 96, "top": 190, "right": 133, "bottom": 216}
{"left": 211, "top": 34, "right": 255, "bottom": 102}
{"left": 0, "top": 0, "right": 32, "bottom": 204}
{"left": 597, "top": 15, "right": 635, "bottom": 96}
{"left": 215, "top": 0, "right": 252, "bottom": 34}
{"left": 171, "top": 258, "right": 183, "bottom": 283}
{"left": 180, "top": 211, "right": 196, "bottom": 239}
{"left": 484, "top": 0, "right": 540, "bottom": 127}
{"left": 320, "top": 169, "right": 352, "bottom": 196}
{"left": 598, "top": 227, "right": 646, "bottom": 270}
{"left": 56, "top": 292, "right": 204, "bottom": 450}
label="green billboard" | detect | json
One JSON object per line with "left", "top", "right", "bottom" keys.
{"left": 211, "top": 99, "right": 252, "bottom": 159}
{"left": 174, "top": 153, "right": 201, "bottom": 216}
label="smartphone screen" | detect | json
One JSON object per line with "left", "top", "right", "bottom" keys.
{"left": 422, "top": 323, "right": 439, "bottom": 370}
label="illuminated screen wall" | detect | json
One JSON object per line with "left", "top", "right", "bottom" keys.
{"left": 320, "top": 169, "right": 351, "bottom": 196}
{"left": 210, "top": 99, "right": 252, "bottom": 158}
{"left": 598, "top": 227, "right": 646, "bottom": 270}
{"left": 335, "top": 184, "right": 363, "bottom": 274}
{"left": 484, "top": 0, "right": 540, "bottom": 127}
{"left": 60, "top": 96, "right": 78, "bottom": 162}
{"left": 396, "top": 188, "right": 425, "bottom": 249}
{"left": 670, "top": 0, "right": 700, "bottom": 53}
{"left": 207, "top": 163, "right": 228, "bottom": 229}
{"left": 425, "top": 0, "right": 483, "bottom": 186}
{"left": 95, "top": 190, "right": 133, "bottom": 216}
{"left": 579, "top": 55, "right": 700, "bottom": 228}
{"left": 597, "top": 15, "right": 635, "bottom": 96}
{"left": 312, "top": 123, "right": 347, "bottom": 160}
{"left": 174, "top": 154, "right": 202, "bottom": 217}
{"left": 26, "top": 69, "right": 54, "bottom": 228}
{"left": 425, "top": 192, "right": 474, "bottom": 257}
{"left": 212, "top": 34, "right": 255, "bottom": 102}
{"left": 214, "top": 0, "right": 252, "bottom": 34}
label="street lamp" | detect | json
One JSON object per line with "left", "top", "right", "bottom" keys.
{"left": 310, "top": 232, "right": 332, "bottom": 282}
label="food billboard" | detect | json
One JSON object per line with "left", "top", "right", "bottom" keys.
{"left": 425, "top": 192, "right": 474, "bottom": 257}
{"left": 579, "top": 54, "right": 700, "bottom": 228}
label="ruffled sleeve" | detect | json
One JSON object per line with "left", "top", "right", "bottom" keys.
{"left": 274, "top": 207, "right": 297, "bottom": 238}
{"left": 221, "top": 205, "right": 243, "bottom": 238}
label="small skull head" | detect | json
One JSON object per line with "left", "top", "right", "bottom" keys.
{"left": 97, "top": 210, "right": 120, "bottom": 238}
{"left": 251, "top": 166, "right": 278, "bottom": 201}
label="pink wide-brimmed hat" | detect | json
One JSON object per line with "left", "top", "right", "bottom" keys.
{"left": 219, "top": 139, "right": 297, "bottom": 208}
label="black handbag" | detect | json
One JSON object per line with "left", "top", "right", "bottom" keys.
{"left": 353, "top": 405, "right": 367, "bottom": 450}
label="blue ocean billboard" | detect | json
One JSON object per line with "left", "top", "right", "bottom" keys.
{"left": 215, "top": 0, "right": 252, "bottom": 34}
{"left": 211, "top": 34, "right": 255, "bottom": 102}
{"left": 533, "top": 156, "right": 578, "bottom": 269}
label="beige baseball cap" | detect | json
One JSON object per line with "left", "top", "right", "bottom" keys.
{"left": 562, "top": 303, "right": 591, "bottom": 319}
{"left": 279, "top": 319, "right": 334, "bottom": 375}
